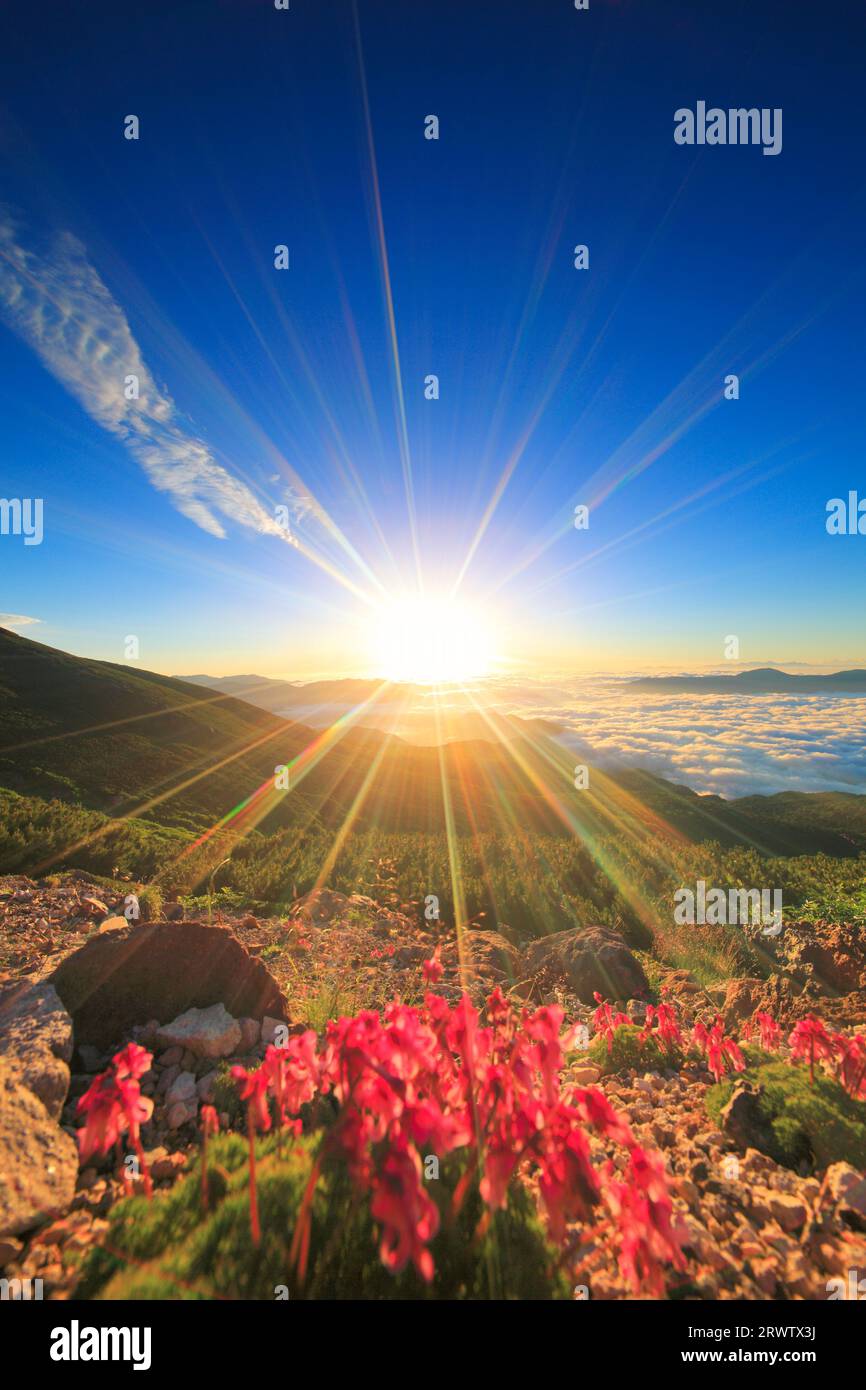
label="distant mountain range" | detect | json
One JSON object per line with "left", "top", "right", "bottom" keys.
{"left": 180, "top": 673, "right": 417, "bottom": 712}
{"left": 2, "top": 628, "right": 866, "bottom": 858}
{"left": 179, "top": 671, "right": 558, "bottom": 746}
{"left": 628, "top": 668, "right": 866, "bottom": 694}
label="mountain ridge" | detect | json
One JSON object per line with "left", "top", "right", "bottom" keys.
{"left": 628, "top": 667, "right": 866, "bottom": 693}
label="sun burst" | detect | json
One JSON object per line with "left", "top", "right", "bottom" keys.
{"left": 366, "top": 593, "right": 497, "bottom": 685}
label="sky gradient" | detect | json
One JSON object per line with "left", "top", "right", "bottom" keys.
{"left": 1, "top": 0, "right": 864, "bottom": 679}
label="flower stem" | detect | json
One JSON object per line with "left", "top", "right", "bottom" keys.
{"left": 247, "top": 1106, "right": 261, "bottom": 1246}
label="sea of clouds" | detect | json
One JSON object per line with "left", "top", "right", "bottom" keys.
{"left": 484, "top": 677, "right": 866, "bottom": 799}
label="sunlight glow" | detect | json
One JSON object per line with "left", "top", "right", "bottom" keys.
{"left": 367, "top": 594, "right": 497, "bottom": 684}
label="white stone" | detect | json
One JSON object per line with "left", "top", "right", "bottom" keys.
{"left": 156, "top": 1003, "right": 241, "bottom": 1059}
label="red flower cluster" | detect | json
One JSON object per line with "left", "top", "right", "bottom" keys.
{"left": 743, "top": 1010, "right": 782, "bottom": 1052}
{"left": 639, "top": 999, "right": 683, "bottom": 1055}
{"left": 787, "top": 1015, "right": 866, "bottom": 1097}
{"left": 832, "top": 1032, "right": 866, "bottom": 1100}
{"left": 592, "top": 992, "right": 631, "bottom": 1052}
{"left": 232, "top": 1037, "right": 320, "bottom": 1243}
{"left": 233, "top": 988, "right": 686, "bottom": 1294}
{"left": 788, "top": 1015, "right": 835, "bottom": 1085}
{"left": 692, "top": 1017, "right": 746, "bottom": 1085}
{"left": 76, "top": 1042, "right": 154, "bottom": 1197}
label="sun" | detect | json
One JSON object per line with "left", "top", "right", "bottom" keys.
{"left": 367, "top": 593, "right": 497, "bottom": 685}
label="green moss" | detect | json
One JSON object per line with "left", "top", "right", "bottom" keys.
{"left": 137, "top": 884, "right": 164, "bottom": 921}
{"left": 211, "top": 1064, "right": 247, "bottom": 1130}
{"left": 588, "top": 1023, "right": 674, "bottom": 1075}
{"left": 706, "top": 1050, "right": 866, "bottom": 1171}
{"left": 78, "top": 1133, "right": 569, "bottom": 1301}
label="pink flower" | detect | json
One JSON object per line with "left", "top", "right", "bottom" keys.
{"left": 754, "top": 1011, "right": 781, "bottom": 1052}
{"left": 370, "top": 1138, "right": 439, "bottom": 1282}
{"left": 232, "top": 1064, "right": 272, "bottom": 1245}
{"left": 422, "top": 948, "right": 444, "bottom": 984}
{"left": 592, "top": 993, "right": 631, "bottom": 1053}
{"left": 832, "top": 1033, "right": 866, "bottom": 1100}
{"left": 76, "top": 1044, "right": 154, "bottom": 1197}
{"left": 641, "top": 1000, "right": 683, "bottom": 1054}
{"left": 76, "top": 1073, "right": 126, "bottom": 1159}
{"left": 789, "top": 1015, "right": 835, "bottom": 1085}
{"left": 603, "top": 1147, "right": 687, "bottom": 1297}
{"left": 693, "top": 1017, "right": 746, "bottom": 1084}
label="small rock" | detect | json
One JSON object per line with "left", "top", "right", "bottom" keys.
{"left": 571, "top": 1065, "right": 601, "bottom": 1085}
{"left": 97, "top": 916, "right": 127, "bottom": 934}
{"left": 824, "top": 1162, "right": 866, "bottom": 1227}
{"left": 157, "top": 1046, "right": 184, "bottom": 1068}
{"left": 196, "top": 1070, "right": 218, "bottom": 1103}
{"left": 719, "top": 1082, "right": 773, "bottom": 1154}
{"left": 238, "top": 1018, "right": 260, "bottom": 1051}
{"left": 165, "top": 1071, "right": 196, "bottom": 1106}
{"left": 750, "top": 1255, "right": 778, "bottom": 1296}
{"left": 156, "top": 1003, "right": 241, "bottom": 1059}
{"left": 156, "top": 1064, "right": 180, "bottom": 1096}
{"left": 80, "top": 897, "right": 108, "bottom": 918}
{"left": 261, "top": 1015, "right": 287, "bottom": 1046}
{"left": 751, "top": 1186, "right": 808, "bottom": 1233}
{"left": 151, "top": 1150, "right": 187, "bottom": 1180}
{"left": 166, "top": 1100, "right": 197, "bottom": 1130}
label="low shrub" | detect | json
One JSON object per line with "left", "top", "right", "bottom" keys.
{"left": 589, "top": 1024, "right": 670, "bottom": 1074}
{"left": 79, "top": 1132, "right": 569, "bottom": 1300}
{"left": 706, "top": 1049, "right": 866, "bottom": 1170}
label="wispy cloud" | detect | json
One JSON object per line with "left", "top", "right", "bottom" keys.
{"left": 0, "top": 613, "right": 41, "bottom": 628}
{"left": 0, "top": 212, "right": 291, "bottom": 543}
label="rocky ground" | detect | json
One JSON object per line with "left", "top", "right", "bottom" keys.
{"left": 0, "top": 871, "right": 864, "bottom": 1300}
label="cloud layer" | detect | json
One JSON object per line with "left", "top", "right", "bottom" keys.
{"left": 0, "top": 213, "right": 288, "bottom": 543}
{"left": 489, "top": 678, "right": 866, "bottom": 798}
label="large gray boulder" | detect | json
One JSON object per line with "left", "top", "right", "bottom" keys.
{"left": 0, "top": 980, "right": 73, "bottom": 1121}
{"left": 51, "top": 920, "right": 289, "bottom": 1051}
{"left": 0, "top": 1060, "right": 78, "bottom": 1237}
{"left": 523, "top": 925, "right": 649, "bottom": 1003}
{"left": 462, "top": 930, "right": 522, "bottom": 991}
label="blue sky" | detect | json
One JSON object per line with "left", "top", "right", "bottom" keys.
{"left": 1, "top": 0, "right": 864, "bottom": 678}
